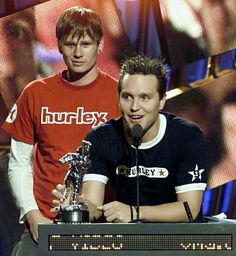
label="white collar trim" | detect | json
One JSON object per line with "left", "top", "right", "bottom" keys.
{"left": 139, "top": 113, "right": 166, "bottom": 149}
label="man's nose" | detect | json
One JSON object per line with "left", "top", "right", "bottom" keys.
{"left": 73, "top": 45, "right": 83, "bottom": 57}
{"left": 130, "top": 99, "right": 140, "bottom": 111}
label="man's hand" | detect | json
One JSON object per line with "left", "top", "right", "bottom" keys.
{"left": 51, "top": 184, "right": 73, "bottom": 212}
{"left": 97, "top": 201, "right": 131, "bottom": 223}
{"left": 51, "top": 182, "right": 105, "bottom": 222}
{"left": 51, "top": 184, "right": 65, "bottom": 212}
{"left": 26, "top": 209, "right": 53, "bottom": 243}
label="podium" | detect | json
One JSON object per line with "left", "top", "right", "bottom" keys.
{"left": 39, "top": 223, "right": 236, "bottom": 255}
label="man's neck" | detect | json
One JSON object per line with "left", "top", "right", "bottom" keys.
{"left": 65, "top": 66, "right": 99, "bottom": 86}
{"left": 142, "top": 117, "right": 160, "bottom": 143}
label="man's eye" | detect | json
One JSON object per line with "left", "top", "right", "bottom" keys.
{"left": 142, "top": 95, "right": 150, "bottom": 100}
{"left": 121, "top": 94, "right": 130, "bottom": 100}
{"left": 81, "top": 42, "right": 90, "bottom": 47}
{"left": 65, "top": 43, "right": 75, "bottom": 47}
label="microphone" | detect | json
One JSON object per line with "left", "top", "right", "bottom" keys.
{"left": 131, "top": 124, "right": 143, "bottom": 147}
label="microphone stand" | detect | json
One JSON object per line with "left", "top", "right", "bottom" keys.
{"left": 130, "top": 124, "right": 143, "bottom": 223}
{"left": 133, "top": 140, "right": 142, "bottom": 223}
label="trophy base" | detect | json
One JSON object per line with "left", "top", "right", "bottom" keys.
{"left": 55, "top": 204, "right": 89, "bottom": 224}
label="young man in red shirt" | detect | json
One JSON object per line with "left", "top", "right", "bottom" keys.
{"left": 3, "top": 6, "right": 119, "bottom": 255}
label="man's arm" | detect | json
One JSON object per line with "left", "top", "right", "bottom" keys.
{"left": 82, "top": 178, "right": 203, "bottom": 223}
{"left": 138, "top": 190, "right": 203, "bottom": 222}
{"left": 8, "top": 138, "right": 38, "bottom": 221}
{"left": 52, "top": 182, "right": 203, "bottom": 223}
{"left": 8, "top": 138, "right": 52, "bottom": 242}
{"left": 98, "top": 190, "right": 203, "bottom": 223}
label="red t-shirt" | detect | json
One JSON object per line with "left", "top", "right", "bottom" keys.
{"left": 3, "top": 70, "right": 119, "bottom": 219}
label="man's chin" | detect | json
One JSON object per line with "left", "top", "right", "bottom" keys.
{"left": 124, "top": 118, "right": 143, "bottom": 130}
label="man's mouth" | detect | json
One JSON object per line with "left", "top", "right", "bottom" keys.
{"left": 72, "top": 61, "right": 84, "bottom": 65}
{"left": 129, "top": 115, "right": 143, "bottom": 122}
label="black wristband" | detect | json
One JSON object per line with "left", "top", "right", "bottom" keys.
{"left": 130, "top": 205, "right": 133, "bottom": 221}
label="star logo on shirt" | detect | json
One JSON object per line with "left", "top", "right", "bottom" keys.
{"left": 188, "top": 164, "right": 205, "bottom": 181}
{"left": 159, "top": 169, "right": 165, "bottom": 176}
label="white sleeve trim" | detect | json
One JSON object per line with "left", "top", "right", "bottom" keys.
{"left": 8, "top": 138, "right": 38, "bottom": 223}
{"left": 175, "top": 183, "right": 207, "bottom": 194}
{"left": 83, "top": 173, "right": 108, "bottom": 184}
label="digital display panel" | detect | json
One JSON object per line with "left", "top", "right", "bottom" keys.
{"left": 48, "top": 234, "right": 232, "bottom": 251}
{"left": 39, "top": 223, "right": 236, "bottom": 255}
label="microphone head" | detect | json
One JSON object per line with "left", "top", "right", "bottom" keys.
{"left": 131, "top": 124, "right": 143, "bottom": 146}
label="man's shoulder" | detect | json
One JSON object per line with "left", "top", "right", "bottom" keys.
{"left": 99, "top": 70, "right": 118, "bottom": 84}
{"left": 94, "top": 117, "right": 121, "bottom": 132}
{"left": 85, "top": 117, "right": 122, "bottom": 149}
{"left": 162, "top": 111, "right": 203, "bottom": 133}
{"left": 22, "top": 74, "right": 59, "bottom": 93}
{"left": 87, "top": 117, "right": 122, "bottom": 140}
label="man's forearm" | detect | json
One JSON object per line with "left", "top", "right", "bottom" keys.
{"left": 8, "top": 138, "right": 38, "bottom": 222}
{"left": 138, "top": 191, "right": 203, "bottom": 223}
{"left": 138, "top": 202, "right": 192, "bottom": 223}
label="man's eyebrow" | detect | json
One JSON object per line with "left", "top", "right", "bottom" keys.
{"left": 64, "top": 38, "right": 77, "bottom": 43}
{"left": 120, "top": 91, "right": 132, "bottom": 96}
{"left": 140, "top": 92, "right": 151, "bottom": 96}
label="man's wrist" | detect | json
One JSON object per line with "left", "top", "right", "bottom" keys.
{"left": 133, "top": 205, "right": 143, "bottom": 220}
{"left": 25, "top": 209, "right": 40, "bottom": 223}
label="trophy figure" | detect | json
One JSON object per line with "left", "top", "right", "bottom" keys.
{"left": 56, "top": 140, "right": 91, "bottom": 223}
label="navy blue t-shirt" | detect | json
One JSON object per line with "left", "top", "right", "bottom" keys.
{"left": 84, "top": 112, "right": 208, "bottom": 220}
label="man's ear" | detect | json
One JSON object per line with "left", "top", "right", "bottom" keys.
{"left": 159, "top": 94, "right": 167, "bottom": 110}
{"left": 98, "top": 38, "right": 104, "bottom": 53}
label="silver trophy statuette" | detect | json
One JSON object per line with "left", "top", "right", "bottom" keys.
{"left": 55, "top": 140, "right": 91, "bottom": 223}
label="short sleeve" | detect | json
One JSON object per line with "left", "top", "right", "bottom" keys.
{"left": 2, "top": 87, "right": 35, "bottom": 144}
{"left": 175, "top": 126, "right": 208, "bottom": 192}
